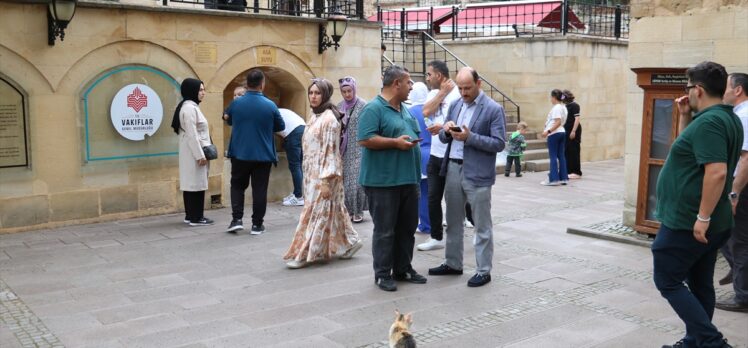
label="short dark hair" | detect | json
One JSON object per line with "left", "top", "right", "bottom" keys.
{"left": 246, "top": 68, "right": 265, "bottom": 89}
{"left": 551, "top": 89, "right": 564, "bottom": 101}
{"left": 686, "top": 61, "right": 728, "bottom": 98}
{"left": 382, "top": 65, "right": 409, "bottom": 87}
{"left": 427, "top": 60, "right": 450, "bottom": 79}
{"left": 381, "top": 43, "right": 386, "bottom": 51}
{"left": 729, "top": 73, "right": 748, "bottom": 96}
{"left": 468, "top": 68, "right": 479, "bottom": 83}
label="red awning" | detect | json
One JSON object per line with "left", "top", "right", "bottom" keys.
{"left": 370, "top": 1, "right": 585, "bottom": 33}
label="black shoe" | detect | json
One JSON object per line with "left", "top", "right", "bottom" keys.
{"left": 467, "top": 273, "right": 491, "bottom": 287}
{"left": 722, "top": 339, "right": 734, "bottom": 348}
{"left": 715, "top": 297, "right": 748, "bottom": 312}
{"left": 394, "top": 269, "right": 427, "bottom": 284}
{"left": 718, "top": 269, "right": 733, "bottom": 285}
{"left": 662, "top": 339, "right": 685, "bottom": 348}
{"left": 504, "top": 173, "right": 510, "bottom": 177}
{"left": 376, "top": 276, "right": 397, "bottom": 291}
{"left": 227, "top": 219, "right": 243, "bottom": 233}
{"left": 250, "top": 224, "right": 265, "bottom": 235}
{"left": 189, "top": 217, "right": 214, "bottom": 226}
{"left": 428, "top": 263, "right": 463, "bottom": 276}
{"left": 516, "top": 173, "right": 522, "bottom": 177}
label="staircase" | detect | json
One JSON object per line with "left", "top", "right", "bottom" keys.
{"left": 382, "top": 30, "right": 551, "bottom": 173}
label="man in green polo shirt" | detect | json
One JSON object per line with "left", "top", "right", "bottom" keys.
{"left": 653, "top": 61, "right": 741, "bottom": 348}
{"left": 358, "top": 65, "right": 427, "bottom": 292}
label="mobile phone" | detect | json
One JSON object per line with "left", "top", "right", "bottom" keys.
{"left": 410, "top": 138, "right": 423, "bottom": 143}
{"left": 424, "top": 117, "right": 434, "bottom": 127}
{"left": 450, "top": 126, "right": 462, "bottom": 132}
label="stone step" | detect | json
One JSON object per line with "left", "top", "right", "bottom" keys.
{"left": 525, "top": 139, "right": 547, "bottom": 150}
{"left": 520, "top": 149, "right": 549, "bottom": 161}
{"left": 525, "top": 159, "right": 551, "bottom": 172}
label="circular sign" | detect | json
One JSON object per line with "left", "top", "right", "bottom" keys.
{"left": 110, "top": 84, "right": 163, "bottom": 141}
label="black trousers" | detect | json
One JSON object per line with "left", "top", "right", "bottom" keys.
{"left": 366, "top": 184, "right": 419, "bottom": 280}
{"left": 230, "top": 159, "right": 272, "bottom": 226}
{"left": 427, "top": 155, "right": 446, "bottom": 241}
{"left": 722, "top": 190, "right": 748, "bottom": 303}
{"left": 183, "top": 191, "right": 205, "bottom": 223}
{"left": 505, "top": 155, "right": 522, "bottom": 175}
{"left": 566, "top": 136, "right": 582, "bottom": 176}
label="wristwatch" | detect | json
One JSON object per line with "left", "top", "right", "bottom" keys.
{"left": 729, "top": 191, "right": 738, "bottom": 200}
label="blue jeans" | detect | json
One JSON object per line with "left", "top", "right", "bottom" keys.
{"left": 547, "top": 132, "right": 568, "bottom": 182}
{"left": 652, "top": 224, "right": 731, "bottom": 348}
{"left": 284, "top": 126, "right": 304, "bottom": 198}
{"left": 418, "top": 178, "right": 430, "bottom": 233}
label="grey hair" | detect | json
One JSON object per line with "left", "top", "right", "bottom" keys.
{"left": 382, "top": 65, "right": 409, "bottom": 87}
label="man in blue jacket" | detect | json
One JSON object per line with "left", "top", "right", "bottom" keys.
{"left": 225, "top": 69, "right": 285, "bottom": 234}
{"left": 428, "top": 67, "right": 506, "bottom": 287}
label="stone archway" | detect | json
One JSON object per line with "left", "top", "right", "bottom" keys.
{"left": 221, "top": 66, "right": 308, "bottom": 203}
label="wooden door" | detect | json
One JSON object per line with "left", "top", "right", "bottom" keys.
{"left": 635, "top": 92, "right": 682, "bottom": 234}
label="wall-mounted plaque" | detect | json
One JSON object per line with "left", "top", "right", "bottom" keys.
{"left": 258, "top": 46, "right": 277, "bottom": 65}
{"left": 110, "top": 84, "right": 164, "bottom": 141}
{"left": 651, "top": 74, "right": 688, "bottom": 85}
{"left": 0, "top": 78, "right": 28, "bottom": 168}
{"left": 83, "top": 66, "right": 179, "bottom": 161}
{"left": 194, "top": 43, "right": 217, "bottom": 64}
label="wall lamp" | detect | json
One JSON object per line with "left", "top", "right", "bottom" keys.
{"left": 318, "top": 11, "right": 348, "bottom": 54}
{"left": 48, "top": 0, "right": 77, "bottom": 46}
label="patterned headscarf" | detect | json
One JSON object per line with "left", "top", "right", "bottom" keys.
{"left": 310, "top": 78, "right": 342, "bottom": 120}
{"left": 338, "top": 76, "right": 358, "bottom": 114}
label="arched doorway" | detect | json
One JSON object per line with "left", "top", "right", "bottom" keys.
{"left": 222, "top": 66, "right": 308, "bottom": 201}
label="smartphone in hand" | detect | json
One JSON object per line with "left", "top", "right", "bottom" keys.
{"left": 410, "top": 138, "right": 424, "bottom": 143}
{"left": 450, "top": 126, "right": 463, "bottom": 132}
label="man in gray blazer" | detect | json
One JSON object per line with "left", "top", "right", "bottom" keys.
{"left": 428, "top": 67, "right": 506, "bottom": 287}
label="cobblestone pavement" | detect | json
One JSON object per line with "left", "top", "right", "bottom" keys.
{"left": 0, "top": 159, "right": 746, "bottom": 348}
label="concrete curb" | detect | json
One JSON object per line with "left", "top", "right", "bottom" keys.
{"left": 566, "top": 226, "right": 653, "bottom": 248}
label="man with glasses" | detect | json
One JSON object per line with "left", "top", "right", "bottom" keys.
{"left": 358, "top": 65, "right": 427, "bottom": 291}
{"left": 716, "top": 72, "right": 748, "bottom": 313}
{"left": 652, "top": 61, "right": 740, "bottom": 348}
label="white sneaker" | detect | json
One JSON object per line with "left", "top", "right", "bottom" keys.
{"left": 540, "top": 180, "right": 561, "bottom": 186}
{"left": 340, "top": 240, "right": 364, "bottom": 259}
{"left": 417, "top": 238, "right": 445, "bottom": 251}
{"left": 464, "top": 219, "right": 474, "bottom": 228}
{"left": 286, "top": 259, "right": 309, "bottom": 269}
{"left": 282, "top": 196, "right": 304, "bottom": 206}
{"left": 282, "top": 193, "right": 295, "bottom": 203}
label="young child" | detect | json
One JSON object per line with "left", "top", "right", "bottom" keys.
{"left": 222, "top": 85, "right": 246, "bottom": 121}
{"left": 505, "top": 121, "right": 528, "bottom": 177}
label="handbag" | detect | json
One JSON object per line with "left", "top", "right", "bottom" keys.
{"left": 202, "top": 144, "right": 218, "bottom": 160}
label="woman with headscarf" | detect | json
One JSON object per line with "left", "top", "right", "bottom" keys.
{"left": 171, "top": 78, "right": 213, "bottom": 226}
{"left": 408, "top": 82, "right": 432, "bottom": 235}
{"left": 283, "top": 78, "right": 363, "bottom": 269}
{"left": 337, "top": 76, "right": 369, "bottom": 223}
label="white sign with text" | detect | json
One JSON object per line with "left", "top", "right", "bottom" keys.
{"left": 110, "top": 84, "right": 163, "bottom": 141}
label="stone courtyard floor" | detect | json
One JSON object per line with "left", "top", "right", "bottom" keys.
{"left": 0, "top": 159, "right": 746, "bottom": 348}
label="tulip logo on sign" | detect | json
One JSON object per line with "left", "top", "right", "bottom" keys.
{"left": 127, "top": 87, "right": 148, "bottom": 112}
{"left": 110, "top": 84, "right": 163, "bottom": 141}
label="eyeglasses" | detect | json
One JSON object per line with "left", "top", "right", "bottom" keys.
{"left": 684, "top": 84, "right": 700, "bottom": 93}
{"left": 338, "top": 77, "right": 354, "bottom": 84}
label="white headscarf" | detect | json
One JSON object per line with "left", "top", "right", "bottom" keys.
{"left": 408, "top": 82, "right": 429, "bottom": 106}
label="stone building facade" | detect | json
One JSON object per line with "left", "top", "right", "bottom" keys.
{"left": 0, "top": 0, "right": 381, "bottom": 232}
{"left": 622, "top": 0, "right": 748, "bottom": 227}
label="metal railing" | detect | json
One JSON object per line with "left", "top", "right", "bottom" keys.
{"left": 382, "top": 30, "right": 521, "bottom": 123}
{"left": 376, "top": 0, "right": 629, "bottom": 40}
{"left": 163, "top": 0, "right": 364, "bottom": 18}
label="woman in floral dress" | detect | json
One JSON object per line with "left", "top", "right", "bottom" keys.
{"left": 283, "top": 78, "right": 363, "bottom": 269}
{"left": 337, "top": 76, "right": 368, "bottom": 223}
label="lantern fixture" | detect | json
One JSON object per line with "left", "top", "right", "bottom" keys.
{"left": 318, "top": 11, "right": 348, "bottom": 54}
{"left": 48, "top": 0, "right": 77, "bottom": 46}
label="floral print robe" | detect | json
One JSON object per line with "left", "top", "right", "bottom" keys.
{"left": 283, "top": 109, "right": 360, "bottom": 262}
{"left": 338, "top": 98, "right": 369, "bottom": 217}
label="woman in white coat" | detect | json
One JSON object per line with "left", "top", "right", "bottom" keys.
{"left": 170, "top": 78, "right": 214, "bottom": 226}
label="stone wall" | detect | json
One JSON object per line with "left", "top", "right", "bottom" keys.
{"left": 441, "top": 36, "right": 629, "bottom": 162}
{"left": 622, "top": 1, "right": 748, "bottom": 226}
{"left": 0, "top": 0, "right": 381, "bottom": 232}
